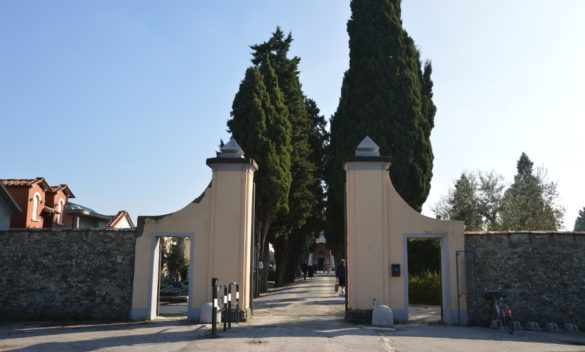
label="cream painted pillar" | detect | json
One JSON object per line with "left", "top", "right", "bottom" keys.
{"left": 205, "top": 139, "right": 257, "bottom": 317}
{"left": 344, "top": 137, "right": 392, "bottom": 320}
{"left": 131, "top": 138, "right": 257, "bottom": 322}
{"left": 344, "top": 136, "right": 466, "bottom": 325}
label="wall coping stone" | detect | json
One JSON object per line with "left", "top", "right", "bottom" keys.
{"left": 465, "top": 231, "right": 585, "bottom": 236}
{"left": 0, "top": 228, "right": 135, "bottom": 233}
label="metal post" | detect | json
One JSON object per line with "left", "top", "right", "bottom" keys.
{"left": 228, "top": 283, "right": 232, "bottom": 329}
{"left": 456, "top": 250, "right": 462, "bottom": 325}
{"left": 223, "top": 286, "right": 228, "bottom": 332}
{"left": 236, "top": 283, "right": 240, "bottom": 324}
{"left": 211, "top": 278, "right": 218, "bottom": 338}
{"left": 472, "top": 249, "right": 478, "bottom": 326}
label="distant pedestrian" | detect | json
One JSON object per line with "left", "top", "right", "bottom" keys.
{"left": 301, "top": 262, "right": 308, "bottom": 280}
{"left": 336, "top": 259, "right": 346, "bottom": 295}
{"left": 308, "top": 264, "right": 315, "bottom": 279}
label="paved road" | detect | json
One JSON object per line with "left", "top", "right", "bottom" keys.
{"left": 1, "top": 274, "right": 585, "bottom": 351}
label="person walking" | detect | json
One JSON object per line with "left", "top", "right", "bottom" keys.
{"left": 301, "top": 262, "right": 308, "bottom": 280}
{"left": 336, "top": 259, "right": 346, "bottom": 295}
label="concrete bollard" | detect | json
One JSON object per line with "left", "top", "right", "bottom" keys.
{"left": 563, "top": 323, "right": 579, "bottom": 332}
{"left": 489, "top": 320, "right": 499, "bottom": 329}
{"left": 512, "top": 321, "right": 522, "bottom": 330}
{"left": 545, "top": 322, "right": 560, "bottom": 331}
{"left": 526, "top": 322, "right": 540, "bottom": 330}
{"left": 200, "top": 302, "right": 222, "bottom": 324}
{"left": 372, "top": 305, "right": 394, "bottom": 327}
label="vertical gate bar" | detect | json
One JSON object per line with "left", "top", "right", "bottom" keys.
{"left": 211, "top": 278, "right": 218, "bottom": 337}
{"left": 236, "top": 283, "right": 240, "bottom": 323}
{"left": 223, "top": 286, "right": 228, "bottom": 332}
{"left": 228, "top": 283, "right": 232, "bottom": 329}
{"left": 456, "top": 250, "right": 461, "bottom": 325}
{"left": 472, "top": 249, "right": 478, "bottom": 326}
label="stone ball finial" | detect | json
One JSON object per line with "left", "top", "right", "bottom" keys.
{"left": 219, "top": 138, "right": 245, "bottom": 158}
{"left": 355, "top": 136, "right": 380, "bottom": 157}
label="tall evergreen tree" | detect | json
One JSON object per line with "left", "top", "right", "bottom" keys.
{"left": 325, "top": 0, "right": 435, "bottom": 257}
{"left": 477, "top": 171, "right": 506, "bottom": 230}
{"left": 231, "top": 28, "right": 326, "bottom": 287}
{"left": 228, "top": 62, "right": 292, "bottom": 290}
{"left": 574, "top": 207, "right": 585, "bottom": 231}
{"left": 450, "top": 174, "right": 483, "bottom": 231}
{"left": 431, "top": 173, "right": 483, "bottom": 231}
{"left": 500, "top": 153, "right": 563, "bottom": 230}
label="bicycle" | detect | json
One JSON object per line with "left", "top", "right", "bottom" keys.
{"left": 484, "top": 288, "right": 513, "bottom": 334}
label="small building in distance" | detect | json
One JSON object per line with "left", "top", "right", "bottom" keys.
{"left": 308, "top": 232, "right": 335, "bottom": 273}
{"left": 0, "top": 182, "right": 22, "bottom": 230}
{"left": 64, "top": 202, "right": 134, "bottom": 229}
{"left": 0, "top": 178, "right": 133, "bottom": 229}
{"left": 0, "top": 177, "right": 74, "bottom": 229}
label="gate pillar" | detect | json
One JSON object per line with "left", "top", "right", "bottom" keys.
{"left": 131, "top": 138, "right": 257, "bottom": 321}
{"left": 205, "top": 139, "right": 257, "bottom": 318}
{"left": 344, "top": 137, "right": 465, "bottom": 324}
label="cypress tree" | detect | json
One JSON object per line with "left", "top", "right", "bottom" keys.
{"left": 450, "top": 173, "right": 483, "bottom": 231}
{"left": 230, "top": 28, "right": 326, "bottom": 287}
{"left": 252, "top": 29, "right": 323, "bottom": 286}
{"left": 228, "top": 62, "right": 292, "bottom": 291}
{"left": 500, "top": 153, "right": 563, "bottom": 230}
{"left": 325, "top": 0, "right": 436, "bottom": 257}
{"left": 575, "top": 207, "right": 585, "bottom": 231}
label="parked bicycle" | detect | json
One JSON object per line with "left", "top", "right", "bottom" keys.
{"left": 484, "top": 288, "right": 513, "bottom": 334}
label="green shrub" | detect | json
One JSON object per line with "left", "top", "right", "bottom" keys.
{"left": 409, "top": 271, "right": 441, "bottom": 305}
{"left": 407, "top": 238, "right": 441, "bottom": 275}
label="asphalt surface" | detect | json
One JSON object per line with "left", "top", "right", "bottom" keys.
{"left": 1, "top": 274, "right": 584, "bottom": 351}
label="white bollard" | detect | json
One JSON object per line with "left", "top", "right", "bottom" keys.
{"left": 372, "top": 304, "right": 394, "bottom": 327}
{"left": 200, "top": 302, "right": 222, "bottom": 324}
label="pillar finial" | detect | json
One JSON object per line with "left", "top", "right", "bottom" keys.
{"left": 219, "top": 138, "right": 245, "bottom": 158}
{"left": 355, "top": 136, "right": 380, "bottom": 157}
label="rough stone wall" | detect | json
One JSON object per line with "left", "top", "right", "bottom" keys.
{"left": 465, "top": 232, "right": 585, "bottom": 327}
{"left": 0, "top": 229, "right": 136, "bottom": 321}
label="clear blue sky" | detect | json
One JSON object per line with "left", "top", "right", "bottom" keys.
{"left": 1, "top": 1, "right": 583, "bottom": 229}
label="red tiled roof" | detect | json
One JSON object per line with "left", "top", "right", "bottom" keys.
{"left": 49, "top": 184, "right": 75, "bottom": 198}
{"left": 0, "top": 177, "right": 51, "bottom": 191}
{"left": 105, "top": 210, "right": 134, "bottom": 228}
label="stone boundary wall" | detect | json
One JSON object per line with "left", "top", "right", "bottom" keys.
{"left": 0, "top": 229, "right": 136, "bottom": 321}
{"left": 465, "top": 231, "right": 585, "bottom": 328}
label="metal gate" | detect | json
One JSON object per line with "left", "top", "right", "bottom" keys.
{"left": 456, "top": 249, "right": 479, "bottom": 325}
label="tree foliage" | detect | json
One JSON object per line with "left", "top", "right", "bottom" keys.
{"left": 431, "top": 173, "right": 483, "bottom": 231}
{"left": 451, "top": 173, "right": 483, "bottom": 231}
{"left": 325, "top": 0, "right": 435, "bottom": 257}
{"left": 433, "top": 153, "right": 564, "bottom": 231}
{"left": 575, "top": 207, "right": 585, "bottom": 231}
{"left": 228, "top": 58, "right": 292, "bottom": 290}
{"left": 500, "top": 153, "right": 563, "bottom": 230}
{"left": 477, "top": 171, "right": 505, "bottom": 230}
{"left": 228, "top": 28, "right": 326, "bottom": 287}
{"left": 161, "top": 239, "right": 189, "bottom": 283}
